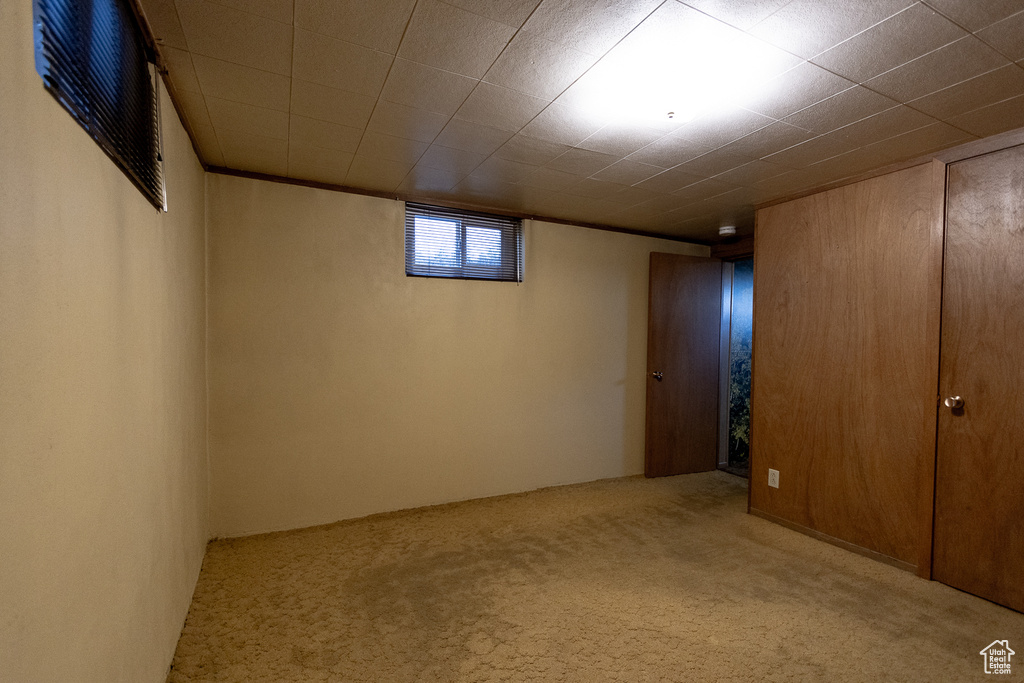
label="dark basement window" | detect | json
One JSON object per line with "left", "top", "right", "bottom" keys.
{"left": 33, "top": 0, "right": 166, "bottom": 210}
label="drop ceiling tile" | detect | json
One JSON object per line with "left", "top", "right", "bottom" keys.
{"left": 293, "top": 30, "right": 394, "bottom": 98}
{"left": 519, "top": 103, "right": 607, "bottom": 146}
{"left": 483, "top": 30, "right": 597, "bottom": 100}
{"left": 630, "top": 193, "right": 692, "bottom": 215}
{"left": 860, "top": 121, "right": 977, "bottom": 163}
{"left": 672, "top": 108, "right": 777, "bottom": 152}
{"left": 397, "top": 165, "right": 466, "bottom": 194}
{"left": 564, "top": 197, "right": 635, "bottom": 224}
{"left": 922, "top": 0, "right": 1024, "bottom": 32}
{"left": 345, "top": 156, "right": 415, "bottom": 192}
{"left": 210, "top": 0, "right": 293, "bottom": 23}
{"left": 417, "top": 145, "right": 488, "bottom": 175}
{"left": 830, "top": 105, "right": 938, "bottom": 148}
{"left": 380, "top": 59, "right": 479, "bottom": 116}
{"left": 634, "top": 166, "right": 708, "bottom": 194}
{"left": 451, "top": 174, "right": 523, "bottom": 206}
{"left": 675, "top": 151, "right": 753, "bottom": 178}
{"left": 365, "top": 101, "right": 451, "bottom": 144}
{"left": 188, "top": 123, "right": 225, "bottom": 166}
{"left": 680, "top": 0, "right": 792, "bottom": 30}
{"left": 175, "top": 0, "right": 292, "bottom": 75}
{"left": 626, "top": 135, "right": 715, "bottom": 168}
{"left": 758, "top": 133, "right": 849, "bottom": 169}
{"left": 671, "top": 178, "right": 740, "bottom": 203}
{"left": 287, "top": 154, "right": 354, "bottom": 186}
{"left": 192, "top": 54, "right": 290, "bottom": 111}
{"left": 716, "top": 121, "right": 817, "bottom": 160}
{"left": 565, "top": 176, "right": 626, "bottom": 200}
{"left": 293, "top": 0, "right": 417, "bottom": 53}
{"left": 606, "top": 184, "right": 662, "bottom": 206}
{"left": 746, "top": 62, "right": 857, "bottom": 120}
{"left": 521, "top": 0, "right": 663, "bottom": 56}
{"left": 291, "top": 80, "right": 377, "bottom": 128}
{"left": 976, "top": 10, "right": 1024, "bottom": 61}
{"left": 205, "top": 97, "right": 289, "bottom": 140}
{"left": 768, "top": 105, "right": 936, "bottom": 168}
{"left": 712, "top": 160, "right": 790, "bottom": 186}
{"left": 748, "top": 0, "right": 914, "bottom": 59}
{"left": 144, "top": 0, "right": 189, "bottom": 50}
{"left": 545, "top": 148, "right": 619, "bottom": 175}
{"left": 802, "top": 144, "right": 904, "bottom": 183}
{"left": 576, "top": 124, "right": 665, "bottom": 157}
{"left": 454, "top": 83, "right": 549, "bottom": 133}
{"left": 355, "top": 132, "right": 430, "bottom": 165}
{"left": 947, "top": 93, "right": 1024, "bottom": 137}
{"left": 398, "top": 0, "right": 516, "bottom": 78}
{"left": 288, "top": 143, "right": 355, "bottom": 178}
{"left": 863, "top": 36, "right": 1009, "bottom": 103}
{"left": 590, "top": 159, "right": 663, "bottom": 185}
{"left": 218, "top": 129, "right": 289, "bottom": 175}
{"left": 473, "top": 156, "right": 539, "bottom": 184}
{"left": 289, "top": 115, "right": 363, "bottom": 153}
{"left": 442, "top": 0, "right": 542, "bottom": 28}
{"left": 434, "top": 119, "right": 514, "bottom": 156}
{"left": 518, "top": 166, "right": 582, "bottom": 191}
{"left": 783, "top": 86, "right": 900, "bottom": 134}
{"left": 161, "top": 46, "right": 201, "bottom": 94}
{"left": 173, "top": 89, "right": 215, "bottom": 130}
{"left": 493, "top": 135, "right": 572, "bottom": 165}
{"left": 907, "top": 64, "right": 1024, "bottom": 120}
{"left": 811, "top": 4, "right": 967, "bottom": 83}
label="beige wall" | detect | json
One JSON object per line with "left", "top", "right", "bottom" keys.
{"left": 207, "top": 174, "right": 707, "bottom": 537}
{"left": 0, "top": 2, "right": 209, "bottom": 681}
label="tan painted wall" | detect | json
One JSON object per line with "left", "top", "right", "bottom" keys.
{"left": 0, "top": 2, "right": 209, "bottom": 681}
{"left": 207, "top": 174, "right": 707, "bottom": 537}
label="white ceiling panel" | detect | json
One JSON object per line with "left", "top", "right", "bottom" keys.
{"left": 142, "top": 0, "right": 1024, "bottom": 240}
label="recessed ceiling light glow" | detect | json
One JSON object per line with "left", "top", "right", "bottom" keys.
{"left": 576, "top": 8, "right": 791, "bottom": 125}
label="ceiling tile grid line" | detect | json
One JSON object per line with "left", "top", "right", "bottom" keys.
{"left": 387, "top": 0, "right": 676, "bottom": 196}
{"left": 141, "top": 0, "right": 1024, "bottom": 240}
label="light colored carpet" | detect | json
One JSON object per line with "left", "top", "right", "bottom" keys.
{"left": 168, "top": 472, "right": 1023, "bottom": 681}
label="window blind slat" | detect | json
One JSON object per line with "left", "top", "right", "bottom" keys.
{"left": 34, "top": 0, "right": 164, "bottom": 210}
{"left": 405, "top": 203, "right": 523, "bottom": 282}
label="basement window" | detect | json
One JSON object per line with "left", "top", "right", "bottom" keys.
{"left": 33, "top": 0, "right": 166, "bottom": 210}
{"left": 405, "top": 203, "right": 523, "bottom": 282}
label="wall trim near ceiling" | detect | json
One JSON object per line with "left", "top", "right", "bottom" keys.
{"left": 204, "top": 165, "right": 706, "bottom": 245}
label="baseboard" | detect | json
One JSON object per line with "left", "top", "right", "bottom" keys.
{"left": 748, "top": 507, "right": 918, "bottom": 574}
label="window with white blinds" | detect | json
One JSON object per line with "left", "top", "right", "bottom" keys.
{"left": 405, "top": 203, "right": 523, "bottom": 282}
{"left": 33, "top": 0, "right": 166, "bottom": 210}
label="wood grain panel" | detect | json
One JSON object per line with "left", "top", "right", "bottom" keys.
{"left": 751, "top": 163, "right": 944, "bottom": 566}
{"left": 645, "top": 253, "right": 723, "bottom": 477}
{"left": 933, "top": 145, "right": 1024, "bottom": 611}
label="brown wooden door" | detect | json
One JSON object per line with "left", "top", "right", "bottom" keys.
{"left": 644, "top": 252, "right": 722, "bottom": 477}
{"left": 933, "top": 145, "right": 1024, "bottom": 612}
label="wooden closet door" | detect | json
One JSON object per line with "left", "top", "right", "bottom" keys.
{"left": 934, "top": 145, "right": 1024, "bottom": 612}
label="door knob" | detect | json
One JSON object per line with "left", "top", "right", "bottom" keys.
{"left": 652, "top": 371, "right": 663, "bottom": 381}
{"left": 943, "top": 396, "right": 964, "bottom": 409}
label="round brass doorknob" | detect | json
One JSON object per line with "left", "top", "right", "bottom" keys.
{"left": 944, "top": 396, "right": 964, "bottom": 409}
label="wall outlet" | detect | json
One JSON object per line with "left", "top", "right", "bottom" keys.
{"left": 768, "top": 469, "right": 780, "bottom": 489}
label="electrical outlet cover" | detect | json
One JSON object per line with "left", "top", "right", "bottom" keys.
{"left": 768, "top": 468, "right": 779, "bottom": 488}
